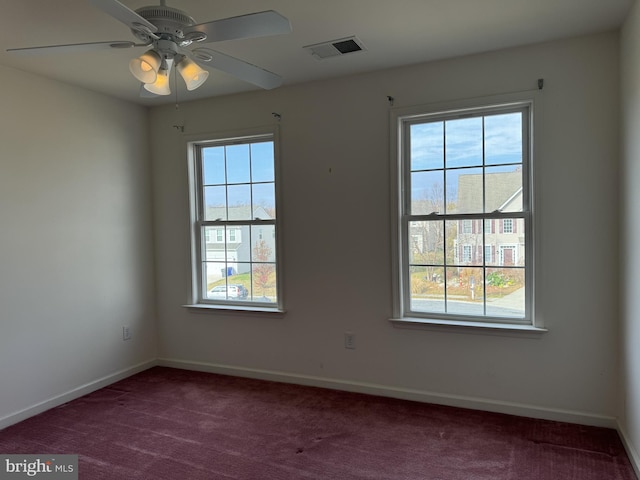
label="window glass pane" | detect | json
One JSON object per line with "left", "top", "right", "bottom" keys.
{"left": 232, "top": 262, "right": 251, "bottom": 283}
{"left": 409, "top": 220, "right": 444, "bottom": 265}
{"left": 448, "top": 167, "right": 483, "bottom": 214}
{"left": 252, "top": 225, "right": 276, "bottom": 262}
{"left": 252, "top": 263, "right": 276, "bottom": 303}
{"left": 411, "top": 170, "right": 444, "bottom": 215}
{"left": 445, "top": 117, "right": 483, "bottom": 168}
{"left": 203, "top": 227, "right": 225, "bottom": 264}
{"left": 485, "top": 165, "right": 522, "bottom": 212}
{"left": 204, "top": 186, "right": 227, "bottom": 221}
{"left": 251, "top": 142, "right": 275, "bottom": 183}
{"left": 204, "top": 261, "right": 226, "bottom": 296}
{"left": 445, "top": 267, "right": 484, "bottom": 315}
{"left": 485, "top": 112, "right": 523, "bottom": 166}
{"left": 410, "top": 122, "right": 444, "bottom": 171}
{"left": 226, "top": 144, "right": 251, "bottom": 184}
{"left": 409, "top": 266, "right": 445, "bottom": 314}
{"left": 485, "top": 267, "right": 525, "bottom": 318}
{"left": 203, "top": 146, "right": 225, "bottom": 185}
{"left": 460, "top": 240, "right": 484, "bottom": 266}
{"left": 444, "top": 220, "right": 458, "bottom": 265}
{"left": 227, "top": 185, "right": 252, "bottom": 220}
{"left": 485, "top": 221, "right": 525, "bottom": 267}
{"left": 221, "top": 226, "right": 246, "bottom": 263}
{"left": 252, "top": 183, "right": 276, "bottom": 217}
{"left": 223, "top": 233, "right": 239, "bottom": 263}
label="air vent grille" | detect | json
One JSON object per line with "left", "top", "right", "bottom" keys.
{"left": 304, "top": 36, "right": 366, "bottom": 60}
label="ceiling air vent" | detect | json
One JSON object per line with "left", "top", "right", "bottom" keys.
{"left": 304, "top": 36, "right": 366, "bottom": 60}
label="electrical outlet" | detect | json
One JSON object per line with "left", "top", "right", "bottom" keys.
{"left": 344, "top": 332, "right": 355, "bottom": 349}
{"left": 122, "top": 325, "right": 131, "bottom": 341}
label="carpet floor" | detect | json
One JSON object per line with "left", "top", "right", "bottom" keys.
{"left": 0, "top": 367, "right": 636, "bottom": 479}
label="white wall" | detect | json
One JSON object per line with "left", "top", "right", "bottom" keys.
{"left": 150, "top": 32, "right": 620, "bottom": 424}
{"left": 0, "top": 65, "right": 157, "bottom": 426}
{"left": 620, "top": 1, "right": 640, "bottom": 469}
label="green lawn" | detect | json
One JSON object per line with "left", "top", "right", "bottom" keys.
{"left": 207, "top": 271, "right": 277, "bottom": 298}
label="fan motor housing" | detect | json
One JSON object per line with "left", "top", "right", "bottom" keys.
{"left": 133, "top": 5, "right": 196, "bottom": 42}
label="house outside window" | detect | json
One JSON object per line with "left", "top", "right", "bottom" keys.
{"left": 391, "top": 96, "right": 534, "bottom": 326}
{"left": 188, "top": 131, "right": 281, "bottom": 309}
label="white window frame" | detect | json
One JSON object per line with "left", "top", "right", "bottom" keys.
{"left": 390, "top": 93, "right": 540, "bottom": 330}
{"left": 185, "top": 127, "right": 284, "bottom": 312}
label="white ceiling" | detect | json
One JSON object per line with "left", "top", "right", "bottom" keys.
{"left": 0, "top": 0, "right": 633, "bottom": 106}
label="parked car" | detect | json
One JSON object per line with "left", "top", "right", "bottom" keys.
{"left": 208, "top": 284, "right": 248, "bottom": 299}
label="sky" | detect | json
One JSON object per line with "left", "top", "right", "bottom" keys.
{"left": 409, "top": 111, "right": 524, "bottom": 211}
{"left": 202, "top": 141, "right": 276, "bottom": 220}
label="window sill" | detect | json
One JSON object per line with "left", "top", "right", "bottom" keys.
{"left": 183, "top": 304, "right": 286, "bottom": 317}
{"left": 390, "top": 317, "right": 547, "bottom": 336}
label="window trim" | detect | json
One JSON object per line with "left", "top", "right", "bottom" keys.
{"left": 389, "top": 92, "right": 542, "bottom": 331}
{"left": 184, "top": 126, "right": 284, "bottom": 313}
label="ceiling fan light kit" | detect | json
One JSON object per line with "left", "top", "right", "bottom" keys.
{"left": 7, "top": 0, "right": 293, "bottom": 97}
{"left": 129, "top": 49, "right": 162, "bottom": 83}
{"left": 176, "top": 56, "right": 209, "bottom": 91}
{"left": 143, "top": 65, "right": 171, "bottom": 95}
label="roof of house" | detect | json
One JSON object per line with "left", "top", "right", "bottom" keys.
{"left": 205, "top": 205, "right": 272, "bottom": 221}
{"left": 456, "top": 171, "right": 522, "bottom": 213}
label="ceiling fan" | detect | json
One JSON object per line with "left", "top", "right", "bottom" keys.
{"left": 6, "top": 0, "right": 292, "bottom": 96}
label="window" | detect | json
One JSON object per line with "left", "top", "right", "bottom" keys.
{"left": 462, "top": 245, "right": 472, "bottom": 263}
{"left": 188, "top": 132, "right": 281, "bottom": 309}
{"left": 484, "top": 245, "right": 493, "bottom": 263}
{"left": 392, "top": 98, "right": 533, "bottom": 325}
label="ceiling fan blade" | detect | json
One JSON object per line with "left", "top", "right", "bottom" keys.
{"left": 88, "top": 0, "right": 157, "bottom": 34}
{"left": 7, "top": 41, "right": 138, "bottom": 55}
{"left": 185, "top": 10, "right": 291, "bottom": 43}
{"left": 191, "top": 48, "right": 283, "bottom": 90}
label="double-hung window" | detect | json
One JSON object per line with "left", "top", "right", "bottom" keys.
{"left": 188, "top": 131, "right": 281, "bottom": 310}
{"left": 392, "top": 98, "right": 534, "bottom": 326}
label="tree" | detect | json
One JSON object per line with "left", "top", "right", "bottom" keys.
{"left": 252, "top": 239, "right": 274, "bottom": 297}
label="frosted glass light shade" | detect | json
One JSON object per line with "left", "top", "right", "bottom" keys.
{"left": 143, "top": 69, "right": 171, "bottom": 95}
{"left": 177, "top": 57, "right": 209, "bottom": 90}
{"left": 129, "top": 50, "right": 162, "bottom": 84}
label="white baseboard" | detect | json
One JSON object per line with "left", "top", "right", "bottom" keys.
{"left": 0, "top": 359, "right": 157, "bottom": 430}
{"left": 617, "top": 422, "right": 640, "bottom": 479}
{"left": 157, "top": 357, "right": 617, "bottom": 429}
{"left": 2, "top": 357, "right": 619, "bottom": 435}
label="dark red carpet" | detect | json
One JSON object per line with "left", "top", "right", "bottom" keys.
{"left": 0, "top": 367, "right": 635, "bottom": 479}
